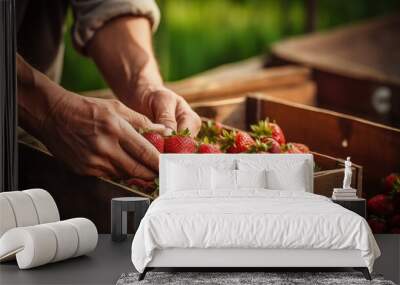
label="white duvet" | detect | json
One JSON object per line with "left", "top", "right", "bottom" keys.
{"left": 131, "top": 190, "right": 380, "bottom": 273}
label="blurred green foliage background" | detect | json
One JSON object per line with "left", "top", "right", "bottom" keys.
{"left": 61, "top": 0, "right": 399, "bottom": 92}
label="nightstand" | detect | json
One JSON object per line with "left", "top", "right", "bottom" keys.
{"left": 111, "top": 197, "right": 150, "bottom": 242}
{"left": 331, "top": 198, "right": 366, "bottom": 219}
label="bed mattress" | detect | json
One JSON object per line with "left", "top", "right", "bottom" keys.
{"left": 131, "top": 190, "right": 380, "bottom": 273}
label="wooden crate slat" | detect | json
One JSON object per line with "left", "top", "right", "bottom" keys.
{"left": 81, "top": 63, "right": 311, "bottom": 104}
{"left": 167, "top": 65, "right": 310, "bottom": 103}
{"left": 246, "top": 94, "right": 399, "bottom": 197}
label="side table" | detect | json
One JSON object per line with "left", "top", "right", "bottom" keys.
{"left": 331, "top": 198, "right": 366, "bottom": 219}
{"left": 111, "top": 197, "right": 150, "bottom": 241}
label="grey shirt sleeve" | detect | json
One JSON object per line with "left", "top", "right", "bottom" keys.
{"left": 71, "top": 0, "right": 160, "bottom": 54}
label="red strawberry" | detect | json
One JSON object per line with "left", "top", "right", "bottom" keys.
{"left": 141, "top": 130, "right": 164, "bottom": 153}
{"left": 264, "top": 138, "right": 282, "bottom": 153}
{"left": 283, "top": 144, "right": 301, "bottom": 154}
{"left": 292, "top": 143, "right": 310, "bottom": 153}
{"left": 220, "top": 130, "right": 255, "bottom": 153}
{"left": 388, "top": 214, "right": 400, "bottom": 228}
{"left": 269, "top": 122, "right": 286, "bottom": 145}
{"left": 284, "top": 143, "right": 310, "bottom": 154}
{"left": 384, "top": 173, "right": 400, "bottom": 193}
{"left": 164, "top": 129, "right": 197, "bottom": 153}
{"left": 250, "top": 119, "right": 286, "bottom": 146}
{"left": 198, "top": 143, "right": 221, "bottom": 153}
{"left": 368, "top": 217, "right": 386, "bottom": 234}
{"left": 367, "top": 194, "right": 394, "bottom": 216}
{"left": 198, "top": 120, "right": 223, "bottom": 144}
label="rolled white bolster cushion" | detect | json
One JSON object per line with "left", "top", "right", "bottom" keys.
{"left": 65, "top": 218, "right": 98, "bottom": 257}
{"left": 0, "top": 196, "right": 17, "bottom": 237}
{"left": 0, "top": 226, "right": 57, "bottom": 269}
{"left": 0, "top": 218, "right": 97, "bottom": 269}
{"left": 0, "top": 191, "right": 39, "bottom": 227}
{"left": 42, "top": 221, "right": 79, "bottom": 263}
{"left": 23, "top": 189, "right": 60, "bottom": 224}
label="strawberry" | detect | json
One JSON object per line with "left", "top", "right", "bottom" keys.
{"left": 141, "top": 130, "right": 164, "bottom": 153}
{"left": 270, "top": 122, "right": 286, "bottom": 145}
{"left": 250, "top": 120, "right": 272, "bottom": 138}
{"left": 249, "top": 138, "right": 281, "bottom": 153}
{"left": 198, "top": 120, "right": 223, "bottom": 144}
{"left": 198, "top": 143, "right": 222, "bottom": 153}
{"left": 384, "top": 173, "right": 400, "bottom": 193}
{"left": 283, "top": 143, "right": 310, "bottom": 154}
{"left": 265, "top": 138, "right": 282, "bottom": 153}
{"left": 247, "top": 139, "right": 269, "bottom": 153}
{"left": 291, "top": 143, "right": 310, "bottom": 153}
{"left": 164, "top": 128, "right": 197, "bottom": 153}
{"left": 368, "top": 217, "right": 386, "bottom": 234}
{"left": 198, "top": 137, "right": 221, "bottom": 153}
{"left": 250, "top": 119, "right": 285, "bottom": 145}
{"left": 367, "top": 194, "right": 394, "bottom": 216}
{"left": 220, "top": 130, "right": 255, "bottom": 153}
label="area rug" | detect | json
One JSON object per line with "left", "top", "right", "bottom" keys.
{"left": 116, "top": 272, "right": 395, "bottom": 285}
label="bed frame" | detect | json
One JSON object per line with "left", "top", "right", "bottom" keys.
{"left": 139, "top": 248, "right": 371, "bottom": 280}
{"left": 139, "top": 154, "right": 372, "bottom": 281}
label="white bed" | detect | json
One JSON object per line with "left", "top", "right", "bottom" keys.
{"left": 131, "top": 154, "right": 380, "bottom": 280}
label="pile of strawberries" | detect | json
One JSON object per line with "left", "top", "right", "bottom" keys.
{"left": 367, "top": 173, "right": 400, "bottom": 234}
{"left": 125, "top": 119, "right": 309, "bottom": 196}
{"left": 141, "top": 119, "right": 310, "bottom": 154}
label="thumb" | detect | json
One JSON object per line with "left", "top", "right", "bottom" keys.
{"left": 152, "top": 95, "right": 178, "bottom": 134}
{"left": 117, "top": 102, "right": 165, "bottom": 133}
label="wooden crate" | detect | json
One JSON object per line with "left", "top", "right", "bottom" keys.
{"left": 246, "top": 94, "right": 400, "bottom": 197}
{"left": 270, "top": 14, "right": 400, "bottom": 128}
{"left": 18, "top": 142, "right": 148, "bottom": 233}
{"left": 192, "top": 100, "right": 363, "bottom": 197}
{"left": 192, "top": 94, "right": 400, "bottom": 197}
{"left": 82, "top": 59, "right": 315, "bottom": 106}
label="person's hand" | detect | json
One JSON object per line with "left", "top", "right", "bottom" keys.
{"left": 86, "top": 16, "right": 201, "bottom": 137}
{"left": 39, "top": 93, "right": 165, "bottom": 179}
{"left": 127, "top": 84, "right": 202, "bottom": 137}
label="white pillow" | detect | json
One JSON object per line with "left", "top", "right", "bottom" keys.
{"left": 212, "top": 168, "right": 237, "bottom": 190}
{"left": 236, "top": 169, "right": 267, "bottom": 189}
{"left": 266, "top": 164, "right": 307, "bottom": 191}
{"left": 237, "top": 158, "right": 308, "bottom": 191}
{"left": 167, "top": 163, "right": 212, "bottom": 191}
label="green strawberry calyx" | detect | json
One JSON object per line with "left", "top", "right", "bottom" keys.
{"left": 247, "top": 139, "right": 269, "bottom": 153}
{"left": 219, "top": 129, "right": 237, "bottom": 151}
{"left": 170, "top": 128, "right": 191, "bottom": 137}
{"left": 250, "top": 119, "right": 272, "bottom": 138}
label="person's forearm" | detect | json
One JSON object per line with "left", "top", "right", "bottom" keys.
{"left": 87, "top": 16, "right": 162, "bottom": 108}
{"left": 86, "top": 15, "right": 202, "bottom": 135}
{"left": 17, "top": 54, "right": 67, "bottom": 139}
